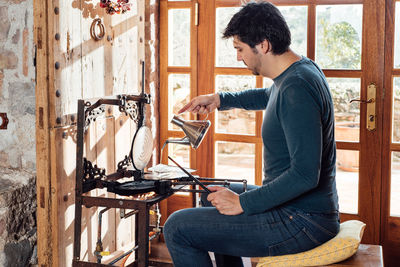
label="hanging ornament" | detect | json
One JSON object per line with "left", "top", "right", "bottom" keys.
{"left": 100, "top": 0, "right": 132, "bottom": 15}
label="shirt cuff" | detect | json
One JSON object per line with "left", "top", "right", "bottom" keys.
{"left": 218, "top": 92, "right": 234, "bottom": 111}
{"left": 239, "top": 193, "right": 252, "bottom": 215}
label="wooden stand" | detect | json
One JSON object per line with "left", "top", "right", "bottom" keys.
{"left": 250, "top": 244, "right": 384, "bottom": 267}
{"left": 329, "top": 244, "right": 383, "bottom": 267}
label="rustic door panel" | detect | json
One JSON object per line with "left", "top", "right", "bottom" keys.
{"left": 35, "top": 0, "right": 146, "bottom": 265}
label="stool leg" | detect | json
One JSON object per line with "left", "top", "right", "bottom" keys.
{"left": 214, "top": 253, "right": 244, "bottom": 267}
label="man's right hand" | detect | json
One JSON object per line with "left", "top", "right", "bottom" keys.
{"left": 178, "top": 93, "right": 221, "bottom": 114}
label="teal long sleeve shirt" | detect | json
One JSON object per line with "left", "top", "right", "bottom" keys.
{"left": 219, "top": 57, "right": 338, "bottom": 215}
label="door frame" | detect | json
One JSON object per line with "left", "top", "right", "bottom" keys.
{"left": 381, "top": 0, "right": 400, "bottom": 265}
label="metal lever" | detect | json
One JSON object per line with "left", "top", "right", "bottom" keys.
{"left": 168, "top": 156, "right": 211, "bottom": 193}
{"left": 349, "top": 98, "right": 374, "bottom": 104}
{"left": 349, "top": 83, "right": 376, "bottom": 131}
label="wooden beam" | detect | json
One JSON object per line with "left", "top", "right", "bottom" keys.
{"left": 34, "top": 0, "right": 53, "bottom": 265}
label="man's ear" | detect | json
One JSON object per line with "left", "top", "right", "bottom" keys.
{"left": 260, "top": 40, "right": 270, "bottom": 54}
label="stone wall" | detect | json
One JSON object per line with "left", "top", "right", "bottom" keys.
{"left": 0, "top": 0, "right": 37, "bottom": 266}
{"left": 0, "top": 0, "right": 35, "bottom": 171}
{"left": 0, "top": 169, "right": 36, "bottom": 266}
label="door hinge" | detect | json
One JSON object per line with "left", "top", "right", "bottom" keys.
{"left": 40, "top": 186, "right": 45, "bottom": 208}
{"left": 34, "top": 45, "right": 37, "bottom": 83}
{"left": 194, "top": 2, "right": 199, "bottom": 26}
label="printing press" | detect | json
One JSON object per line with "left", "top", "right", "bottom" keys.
{"left": 72, "top": 67, "right": 247, "bottom": 267}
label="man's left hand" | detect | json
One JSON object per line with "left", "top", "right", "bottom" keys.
{"left": 207, "top": 186, "right": 244, "bottom": 215}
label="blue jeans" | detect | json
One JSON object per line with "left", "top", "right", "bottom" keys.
{"left": 163, "top": 184, "right": 340, "bottom": 267}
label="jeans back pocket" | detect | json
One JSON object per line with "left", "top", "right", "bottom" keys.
{"left": 268, "top": 227, "right": 320, "bottom": 256}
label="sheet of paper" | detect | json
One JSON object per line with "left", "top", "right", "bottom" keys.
{"left": 148, "top": 163, "right": 195, "bottom": 173}
{"left": 147, "top": 164, "right": 196, "bottom": 179}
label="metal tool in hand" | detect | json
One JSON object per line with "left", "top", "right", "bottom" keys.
{"left": 167, "top": 156, "right": 211, "bottom": 194}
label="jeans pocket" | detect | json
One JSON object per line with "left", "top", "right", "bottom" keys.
{"left": 296, "top": 212, "right": 339, "bottom": 238}
{"left": 268, "top": 227, "right": 319, "bottom": 256}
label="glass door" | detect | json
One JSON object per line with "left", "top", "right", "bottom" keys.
{"left": 382, "top": 0, "right": 400, "bottom": 265}
{"left": 160, "top": 0, "right": 199, "bottom": 220}
{"left": 160, "top": 0, "right": 389, "bottom": 257}
{"left": 194, "top": 0, "right": 384, "bottom": 245}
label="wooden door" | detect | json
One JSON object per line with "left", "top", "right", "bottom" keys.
{"left": 160, "top": 0, "right": 392, "bottom": 261}
{"left": 34, "top": 0, "right": 149, "bottom": 266}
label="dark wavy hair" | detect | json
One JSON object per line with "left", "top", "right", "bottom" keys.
{"left": 223, "top": 1, "right": 291, "bottom": 55}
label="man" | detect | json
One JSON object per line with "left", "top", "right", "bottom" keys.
{"left": 163, "top": 2, "right": 340, "bottom": 267}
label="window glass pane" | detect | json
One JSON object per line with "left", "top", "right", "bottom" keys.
{"left": 215, "top": 6, "right": 307, "bottom": 67}
{"left": 337, "top": 149, "right": 359, "bottom": 173}
{"left": 316, "top": 5, "right": 362, "bottom": 69}
{"left": 215, "top": 7, "right": 244, "bottom": 68}
{"left": 168, "top": 9, "right": 190, "bottom": 66}
{"left": 168, "top": 143, "right": 190, "bottom": 168}
{"left": 168, "top": 74, "right": 190, "bottom": 130}
{"left": 263, "top": 78, "right": 274, "bottom": 88}
{"left": 278, "top": 6, "right": 307, "bottom": 57}
{"left": 395, "top": 2, "right": 400, "bottom": 68}
{"left": 391, "top": 152, "right": 400, "bottom": 216}
{"left": 393, "top": 78, "right": 400, "bottom": 143}
{"left": 215, "top": 75, "right": 256, "bottom": 135}
{"left": 328, "top": 78, "right": 360, "bottom": 142}
{"left": 336, "top": 150, "right": 359, "bottom": 214}
{"left": 215, "top": 142, "right": 255, "bottom": 185}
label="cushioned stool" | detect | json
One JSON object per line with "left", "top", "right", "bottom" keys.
{"left": 255, "top": 220, "right": 366, "bottom": 267}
